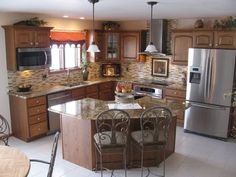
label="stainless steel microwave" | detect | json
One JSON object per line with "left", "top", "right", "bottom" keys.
{"left": 16, "top": 48, "right": 51, "bottom": 71}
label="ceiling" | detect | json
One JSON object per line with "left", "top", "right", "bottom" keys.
{"left": 0, "top": 0, "right": 235, "bottom": 20}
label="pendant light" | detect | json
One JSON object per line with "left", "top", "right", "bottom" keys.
{"left": 87, "top": 0, "right": 100, "bottom": 53}
{"left": 145, "top": 1, "right": 158, "bottom": 53}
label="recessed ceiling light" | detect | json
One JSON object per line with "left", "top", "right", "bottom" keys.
{"left": 80, "top": 17, "right": 85, "bottom": 20}
{"left": 63, "top": 15, "right": 69, "bottom": 18}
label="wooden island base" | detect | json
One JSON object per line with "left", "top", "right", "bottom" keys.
{"left": 60, "top": 115, "right": 176, "bottom": 170}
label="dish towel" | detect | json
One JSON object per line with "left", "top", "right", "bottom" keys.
{"left": 108, "top": 103, "right": 142, "bottom": 110}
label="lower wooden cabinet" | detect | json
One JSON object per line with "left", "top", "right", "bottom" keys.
{"left": 165, "top": 88, "right": 186, "bottom": 126}
{"left": 71, "top": 87, "right": 86, "bottom": 100}
{"left": 99, "top": 81, "right": 115, "bottom": 101}
{"left": 9, "top": 95, "right": 48, "bottom": 141}
{"left": 86, "top": 85, "right": 99, "bottom": 99}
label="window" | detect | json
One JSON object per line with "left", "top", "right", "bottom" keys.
{"left": 49, "top": 31, "right": 86, "bottom": 72}
{"left": 50, "top": 43, "right": 86, "bottom": 71}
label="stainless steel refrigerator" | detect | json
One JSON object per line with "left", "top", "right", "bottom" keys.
{"left": 184, "top": 48, "right": 236, "bottom": 139}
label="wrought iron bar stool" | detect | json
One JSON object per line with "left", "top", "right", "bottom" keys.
{"left": 93, "top": 109, "right": 130, "bottom": 177}
{"left": 0, "top": 114, "right": 10, "bottom": 145}
{"left": 30, "top": 131, "right": 60, "bottom": 177}
{"left": 131, "top": 106, "right": 172, "bottom": 177}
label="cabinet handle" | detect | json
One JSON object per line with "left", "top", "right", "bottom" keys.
{"left": 174, "top": 92, "right": 177, "bottom": 95}
{"left": 38, "top": 128, "right": 41, "bottom": 131}
{"left": 37, "top": 117, "right": 40, "bottom": 121}
{"left": 215, "top": 43, "right": 218, "bottom": 46}
{"left": 209, "top": 43, "right": 212, "bottom": 47}
{"left": 37, "top": 109, "right": 40, "bottom": 113}
{"left": 35, "top": 42, "right": 39, "bottom": 45}
{"left": 30, "top": 42, "right": 33, "bottom": 45}
{"left": 36, "top": 100, "right": 39, "bottom": 104}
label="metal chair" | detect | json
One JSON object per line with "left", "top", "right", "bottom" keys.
{"left": 30, "top": 131, "right": 60, "bottom": 177}
{"left": 0, "top": 114, "right": 10, "bottom": 146}
{"left": 94, "top": 109, "right": 130, "bottom": 177}
{"left": 131, "top": 106, "right": 172, "bottom": 177}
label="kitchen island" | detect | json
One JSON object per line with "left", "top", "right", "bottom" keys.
{"left": 48, "top": 96, "right": 183, "bottom": 170}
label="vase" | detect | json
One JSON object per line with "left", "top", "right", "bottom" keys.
{"left": 82, "top": 69, "right": 89, "bottom": 81}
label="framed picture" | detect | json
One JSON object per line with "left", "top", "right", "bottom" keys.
{"left": 152, "top": 58, "right": 169, "bottom": 77}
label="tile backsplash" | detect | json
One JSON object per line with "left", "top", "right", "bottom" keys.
{"left": 7, "top": 56, "right": 187, "bottom": 91}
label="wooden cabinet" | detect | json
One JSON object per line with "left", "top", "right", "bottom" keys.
{"left": 105, "top": 32, "right": 120, "bottom": 61}
{"left": 214, "top": 30, "right": 236, "bottom": 48}
{"left": 9, "top": 95, "right": 48, "bottom": 141}
{"left": 165, "top": 88, "right": 186, "bottom": 126}
{"left": 120, "top": 31, "right": 140, "bottom": 60}
{"left": 2, "top": 25, "right": 53, "bottom": 70}
{"left": 86, "top": 85, "right": 99, "bottom": 99}
{"left": 86, "top": 30, "right": 105, "bottom": 62}
{"left": 171, "top": 30, "right": 193, "bottom": 65}
{"left": 193, "top": 30, "right": 236, "bottom": 48}
{"left": 71, "top": 87, "right": 86, "bottom": 100}
{"left": 99, "top": 81, "right": 115, "bottom": 101}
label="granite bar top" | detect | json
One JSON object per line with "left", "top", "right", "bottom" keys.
{"left": 8, "top": 78, "right": 186, "bottom": 99}
{"left": 48, "top": 96, "right": 184, "bottom": 120}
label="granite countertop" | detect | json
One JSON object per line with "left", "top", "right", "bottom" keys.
{"left": 48, "top": 96, "right": 184, "bottom": 120}
{"left": 8, "top": 78, "right": 186, "bottom": 99}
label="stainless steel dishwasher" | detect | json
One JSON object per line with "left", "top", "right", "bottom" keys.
{"left": 47, "top": 90, "right": 71, "bottom": 134}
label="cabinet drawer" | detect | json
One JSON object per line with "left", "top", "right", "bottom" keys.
{"left": 86, "top": 85, "right": 98, "bottom": 94}
{"left": 99, "top": 82, "right": 114, "bottom": 90}
{"left": 28, "top": 105, "right": 46, "bottom": 116}
{"left": 27, "top": 96, "right": 46, "bottom": 107}
{"left": 30, "top": 121, "right": 48, "bottom": 137}
{"left": 29, "top": 113, "right": 47, "bottom": 125}
{"left": 165, "top": 89, "right": 186, "bottom": 98}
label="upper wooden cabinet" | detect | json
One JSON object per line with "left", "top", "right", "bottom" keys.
{"left": 171, "top": 30, "right": 193, "bottom": 65}
{"left": 86, "top": 30, "right": 142, "bottom": 62}
{"left": 120, "top": 31, "right": 140, "bottom": 60}
{"left": 193, "top": 30, "right": 236, "bottom": 48}
{"left": 214, "top": 30, "right": 236, "bottom": 49}
{"left": 86, "top": 30, "right": 105, "bottom": 62}
{"left": 2, "top": 25, "right": 53, "bottom": 70}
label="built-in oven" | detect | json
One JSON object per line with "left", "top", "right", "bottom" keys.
{"left": 133, "top": 84, "right": 163, "bottom": 99}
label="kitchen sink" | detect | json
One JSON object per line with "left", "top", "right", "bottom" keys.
{"left": 61, "top": 81, "right": 90, "bottom": 87}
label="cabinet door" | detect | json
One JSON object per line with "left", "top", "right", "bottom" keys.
{"left": 15, "top": 29, "right": 34, "bottom": 47}
{"left": 172, "top": 31, "right": 193, "bottom": 65}
{"left": 120, "top": 32, "right": 140, "bottom": 60}
{"left": 71, "top": 87, "right": 86, "bottom": 100}
{"left": 34, "top": 30, "right": 51, "bottom": 47}
{"left": 214, "top": 31, "right": 236, "bottom": 49}
{"left": 105, "top": 32, "right": 120, "bottom": 60}
{"left": 193, "top": 31, "right": 214, "bottom": 48}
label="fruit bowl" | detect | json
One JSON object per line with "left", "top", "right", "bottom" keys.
{"left": 115, "top": 91, "right": 133, "bottom": 97}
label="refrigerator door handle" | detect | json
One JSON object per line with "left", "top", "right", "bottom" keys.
{"left": 190, "top": 102, "right": 226, "bottom": 110}
{"left": 208, "top": 56, "right": 213, "bottom": 98}
{"left": 205, "top": 52, "right": 210, "bottom": 99}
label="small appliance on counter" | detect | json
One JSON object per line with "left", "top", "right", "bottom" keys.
{"left": 101, "top": 63, "right": 121, "bottom": 77}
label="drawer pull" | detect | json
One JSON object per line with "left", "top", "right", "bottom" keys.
{"left": 35, "top": 42, "right": 39, "bottom": 45}
{"left": 37, "top": 117, "right": 40, "bottom": 121}
{"left": 37, "top": 109, "right": 40, "bottom": 113}
{"left": 174, "top": 92, "right": 177, "bottom": 95}
{"left": 38, "top": 128, "right": 41, "bottom": 131}
{"left": 36, "top": 100, "right": 39, "bottom": 104}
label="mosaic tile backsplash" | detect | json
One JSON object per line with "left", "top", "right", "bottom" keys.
{"left": 7, "top": 56, "right": 187, "bottom": 91}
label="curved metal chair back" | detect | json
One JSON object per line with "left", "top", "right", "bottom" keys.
{"left": 0, "top": 114, "right": 10, "bottom": 145}
{"left": 30, "top": 132, "right": 60, "bottom": 177}
{"left": 140, "top": 106, "right": 172, "bottom": 145}
{"left": 96, "top": 109, "right": 130, "bottom": 147}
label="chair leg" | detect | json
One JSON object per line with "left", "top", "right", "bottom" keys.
{"left": 141, "top": 147, "right": 144, "bottom": 177}
{"left": 100, "top": 151, "right": 103, "bottom": 177}
{"left": 123, "top": 147, "right": 127, "bottom": 177}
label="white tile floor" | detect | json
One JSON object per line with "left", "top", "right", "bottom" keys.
{"left": 6, "top": 127, "right": 236, "bottom": 177}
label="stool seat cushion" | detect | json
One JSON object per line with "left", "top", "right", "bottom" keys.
{"left": 94, "top": 131, "right": 126, "bottom": 147}
{"left": 131, "top": 130, "right": 166, "bottom": 145}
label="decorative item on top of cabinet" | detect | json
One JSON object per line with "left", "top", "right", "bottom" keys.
{"left": 165, "top": 88, "right": 186, "bottom": 126}
{"left": 171, "top": 30, "right": 193, "bottom": 65}
{"left": 120, "top": 31, "right": 140, "bottom": 60}
{"left": 9, "top": 95, "right": 48, "bottom": 141}
{"left": 2, "top": 25, "right": 53, "bottom": 70}
{"left": 193, "top": 29, "right": 236, "bottom": 48}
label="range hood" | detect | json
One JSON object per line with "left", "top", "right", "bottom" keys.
{"left": 141, "top": 19, "right": 169, "bottom": 55}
